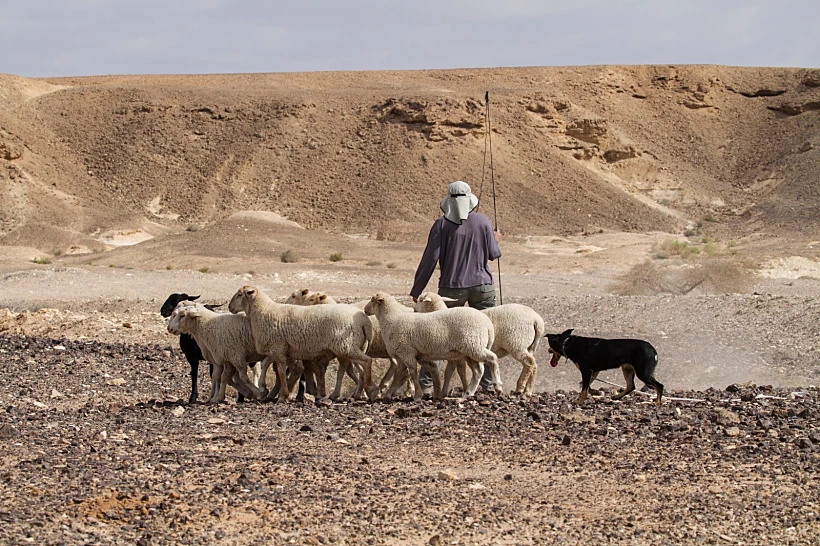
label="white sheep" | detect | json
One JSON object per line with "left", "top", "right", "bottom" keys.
{"left": 228, "top": 286, "right": 376, "bottom": 402}
{"left": 414, "top": 293, "right": 544, "bottom": 397}
{"left": 364, "top": 292, "right": 500, "bottom": 400}
{"left": 167, "top": 302, "right": 268, "bottom": 404}
{"left": 285, "top": 288, "right": 409, "bottom": 401}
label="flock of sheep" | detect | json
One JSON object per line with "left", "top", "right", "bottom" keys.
{"left": 163, "top": 286, "right": 545, "bottom": 405}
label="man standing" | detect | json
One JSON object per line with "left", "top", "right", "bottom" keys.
{"left": 410, "top": 180, "right": 502, "bottom": 395}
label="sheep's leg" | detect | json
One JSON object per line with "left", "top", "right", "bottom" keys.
{"left": 313, "top": 361, "right": 327, "bottom": 398}
{"left": 227, "top": 367, "right": 254, "bottom": 400}
{"left": 348, "top": 362, "right": 365, "bottom": 399}
{"left": 398, "top": 357, "right": 424, "bottom": 401}
{"left": 345, "top": 349, "right": 376, "bottom": 401}
{"left": 230, "top": 360, "right": 266, "bottom": 400}
{"left": 206, "top": 362, "right": 222, "bottom": 404}
{"left": 211, "top": 364, "right": 233, "bottom": 404}
{"left": 262, "top": 353, "right": 290, "bottom": 403}
{"left": 285, "top": 359, "right": 305, "bottom": 399}
{"left": 481, "top": 349, "right": 503, "bottom": 395}
{"left": 513, "top": 352, "right": 537, "bottom": 397}
{"left": 440, "top": 361, "right": 455, "bottom": 399}
{"left": 385, "top": 364, "right": 409, "bottom": 401}
{"left": 465, "top": 359, "right": 484, "bottom": 397}
{"left": 526, "top": 359, "right": 538, "bottom": 397}
{"left": 330, "top": 359, "right": 350, "bottom": 401}
{"left": 253, "top": 358, "right": 271, "bottom": 392}
{"left": 420, "top": 361, "right": 441, "bottom": 398}
{"left": 305, "top": 360, "right": 327, "bottom": 399}
{"left": 185, "top": 354, "right": 201, "bottom": 404}
{"left": 378, "top": 358, "right": 398, "bottom": 394}
{"left": 351, "top": 362, "right": 371, "bottom": 400}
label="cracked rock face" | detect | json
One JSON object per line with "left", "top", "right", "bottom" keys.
{"left": 1, "top": 333, "right": 818, "bottom": 544}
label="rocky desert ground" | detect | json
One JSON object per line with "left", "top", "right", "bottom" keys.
{"left": 1, "top": 65, "right": 819, "bottom": 544}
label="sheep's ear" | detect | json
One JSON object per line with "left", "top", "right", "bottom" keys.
{"left": 561, "top": 328, "right": 574, "bottom": 336}
{"left": 440, "top": 296, "right": 457, "bottom": 302}
{"left": 421, "top": 295, "right": 432, "bottom": 302}
{"left": 186, "top": 307, "right": 202, "bottom": 318}
{"left": 300, "top": 288, "right": 310, "bottom": 296}
{"left": 244, "top": 287, "right": 256, "bottom": 297}
{"left": 376, "top": 296, "right": 385, "bottom": 304}
{"left": 318, "top": 294, "right": 327, "bottom": 302}
{"left": 190, "top": 295, "right": 200, "bottom": 301}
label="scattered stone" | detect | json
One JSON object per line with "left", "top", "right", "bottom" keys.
{"left": 0, "top": 423, "right": 18, "bottom": 438}
{"left": 437, "top": 469, "right": 458, "bottom": 481}
{"left": 106, "top": 378, "right": 126, "bottom": 386}
{"left": 561, "top": 435, "right": 571, "bottom": 446}
{"left": 300, "top": 424, "right": 313, "bottom": 432}
{"left": 724, "top": 427, "right": 741, "bottom": 437}
{"left": 50, "top": 389, "right": 63, "bottom": 399}
{"left": 171, "top": 406, "right": 185, "bottom": 417}
{"left": 207, "top": 417, "right": 226, "bottom": 425}
{"left": 23, "top": 397, "right": 47, "bottom": 409}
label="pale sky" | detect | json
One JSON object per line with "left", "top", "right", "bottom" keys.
{"left": 2, "top": 0, "right": 818, "bottom": 77}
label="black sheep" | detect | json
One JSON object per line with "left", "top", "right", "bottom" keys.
{"left": 161, "top": 293, "right": 245, "bottom": 403}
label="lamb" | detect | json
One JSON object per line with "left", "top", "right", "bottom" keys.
{"left": 167, "top": 302, "right": 268, "bottom": 404}
{"left": 228, "top": 286, "right": 376, "bottom": 402}
{"left": 161, "top": 293, "right": 255, "bottom": 403}
{"left": 364, "top": 292, "right": 500, "bottom": 400}
{"left": 414, "top": 293, "right": 544, "bottom": 397}
{"left": 288, "top": 289, "right": 421, "bottom": 400}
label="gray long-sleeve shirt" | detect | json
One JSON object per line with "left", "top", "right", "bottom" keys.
{"left": 411, "top": 212, "right": 501, "bottom": 298}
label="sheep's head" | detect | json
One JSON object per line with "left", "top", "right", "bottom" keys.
{"left": 364, "top": 293, "right": 387, "bottom": 316}
{"left": 229, "top": 286, "right": 257, "bottom": 314}
{"left": 167, "top": 302, "right": 201, "bottom": 335}
{"left": 307, "top": 293, "right": 332, "bottom": 305}
{"left": 413, "top": 292, "right": 450, "bottom": 313}
{"left": 160, "top": 293, "right": 199, "bottom": 317}
{"left": 285, "top": 288, "right": 312, "bottom": 305}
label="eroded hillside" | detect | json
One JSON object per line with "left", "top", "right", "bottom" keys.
{"left": 1, "top": 65, "right": 819, "bottom": 254}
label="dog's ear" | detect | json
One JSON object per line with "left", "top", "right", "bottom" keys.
{"left": 561, "top": 328, "right": 574, "bottom": 337}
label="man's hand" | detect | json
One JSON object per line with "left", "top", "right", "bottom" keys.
{"left": 412, "top": 295, "right": 418, "bottom": 303}
{"left": 494, "top": 229, "right": 502, "bottom": 242}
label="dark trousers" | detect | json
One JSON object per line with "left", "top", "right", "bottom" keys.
{"left": 418, "top": 284, "right": 496, "bottom": 391}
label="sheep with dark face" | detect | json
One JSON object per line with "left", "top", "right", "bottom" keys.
{"left": 161, "top": 293, "right": 257, "bottom": 403}
{"left": 167, "top": 302, "right": 267, "bottom": 404}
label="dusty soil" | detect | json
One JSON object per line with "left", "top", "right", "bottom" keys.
{"left": 1, "top": 335, "right": 819, "bottom": 546}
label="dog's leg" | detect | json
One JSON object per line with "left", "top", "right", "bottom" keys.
{"left": 612, "top": 364, "right": 636, "bottom": 401}
{"left": 577, "top": 368, "right": 593, "bottom": 405}
{"left": 634, "top": 366, "right": 664, "bottom": 406}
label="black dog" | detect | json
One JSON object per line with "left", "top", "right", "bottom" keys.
{"left": 545, "top": 329, "right": 663, "bottom": 406}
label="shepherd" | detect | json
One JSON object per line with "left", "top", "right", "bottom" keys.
{"left": 410, "top": 180, "right": 502, "bottom": 395}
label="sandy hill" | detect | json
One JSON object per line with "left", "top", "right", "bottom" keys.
{"left": 1, "top": 65, "right": 819, "bottom": 257}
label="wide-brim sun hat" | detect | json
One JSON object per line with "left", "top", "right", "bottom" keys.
{"left": 440, "top": 181, "right": 479, "bottom": 225}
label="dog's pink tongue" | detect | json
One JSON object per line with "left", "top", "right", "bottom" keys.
{"left": 550, "top": 353, "right": 560, "bottom": 367}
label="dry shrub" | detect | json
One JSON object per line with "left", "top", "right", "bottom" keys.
{"left": 612, "top": 258, "right": 754, "bottom": 295}
{"left": 653, "top": 239, "right": 701, "bottom": 259}
{"left": 280, "top": 249, "right": 299, "bottom": 263}
{"left": 610, "top": 260, "right": 669, "bottom": 295}
{"left": 681, "top": 259, "right": 754, "bottom": 294}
